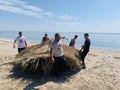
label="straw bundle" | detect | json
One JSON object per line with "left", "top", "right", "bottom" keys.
{"left": 15, "top": 40, "right": 81, "bottom": 75}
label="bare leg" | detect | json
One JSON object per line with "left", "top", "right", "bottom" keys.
{"left": 81, "top": 61, "right": 86, "bottom": 69}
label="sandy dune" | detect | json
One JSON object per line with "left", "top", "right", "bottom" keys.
{"left": 0, "top": 38, "right": 120, "bottom": 90}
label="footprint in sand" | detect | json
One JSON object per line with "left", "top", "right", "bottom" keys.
{"left": 88, "top": 53, "right": 97, "bottom": 56}
{"left": 114, "top": 57, "right": 120, "bottom": 59}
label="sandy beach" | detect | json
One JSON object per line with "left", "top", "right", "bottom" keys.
{"left": 0, "top": 38, "right": 120, "bottom": 90}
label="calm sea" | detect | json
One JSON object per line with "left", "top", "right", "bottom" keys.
{"left": 0, "top": 31, "right": 120, "bottom": 51}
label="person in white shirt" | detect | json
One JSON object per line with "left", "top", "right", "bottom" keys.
{"left": 50, "top": 33, "right": 65, "bottom": 75}
{"left": 13, "top": 31, "right": 27, "bottom": 53}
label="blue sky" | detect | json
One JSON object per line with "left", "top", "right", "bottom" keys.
{"left": 0, "top": 0, "right": 120, "bottom": 33}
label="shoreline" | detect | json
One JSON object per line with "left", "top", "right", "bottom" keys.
{"left": 0, "top": 38, "right": 120, "bottom": 52}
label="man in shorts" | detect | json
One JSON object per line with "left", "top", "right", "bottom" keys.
{"left": 79, "top": 33, "right": 90, "bottom": 69}
{"left": 13, "top": 31, "right": 27, "bottom": 53}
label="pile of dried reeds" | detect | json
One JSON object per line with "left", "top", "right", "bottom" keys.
{"left": 15, "top": 40, "right": 81, "bottom": 75}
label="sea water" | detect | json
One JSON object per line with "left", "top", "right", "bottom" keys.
{"left": 0, "top": 31, "right": 120, "bottom": 51}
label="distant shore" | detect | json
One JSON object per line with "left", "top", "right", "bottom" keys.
{"left": 0, "top": 38, "right": 120, "bottom": 90}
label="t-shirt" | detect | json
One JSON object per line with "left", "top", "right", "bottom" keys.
{"left": 50, "top": 40, "right": 63, "bottom": 57}
{"left": 15, "top": 36, "right": 26, "bottom": 48}
{"left": 84, "top": 39, "right": 90, "bottom": 52}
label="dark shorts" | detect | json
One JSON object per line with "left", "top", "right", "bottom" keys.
{"left": 18, "top": 47, "right": 25, "bottom": 53}
{"left": 53, "top": 56, "right": 66, "bottom": 75}
{"left": 80, "top": 50, "right": 89, "bottom": 61}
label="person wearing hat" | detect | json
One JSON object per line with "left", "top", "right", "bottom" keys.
{"left": 13, "top": 31, "right": 27, "bottom": 53}
{"left": 42, "top": 33, "right": 49, "bottom": 42}
{"left": 50, "top": 33, "right": 65, "bottom": 75}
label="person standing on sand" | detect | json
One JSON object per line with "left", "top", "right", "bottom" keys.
{"left": 42, "top": 33, "right": 49, "bottom": 42}
{"left": 13, "top": 31, "right": 27, "bottom": 53}
{"left": 79, "top": 33, "right": 90, "bottom": 69}
{"left": 69, "top": 35, "right": 78, "bottom": 48}
{"left": 50, "top": 33, "right": 66, "bottom": 75}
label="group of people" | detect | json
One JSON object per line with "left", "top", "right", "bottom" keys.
{"left": 50, "top": 33, "right": 90, "bottom": 72}
{"left": 13, "top": 31, "right": 90, "bottom": 75}
{"left": 13, "top": 32, "right": 49, "bottom": 53}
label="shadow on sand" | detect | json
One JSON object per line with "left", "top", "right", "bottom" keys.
{"left": 7, "top": 62, "right": 81, "bottom": 90}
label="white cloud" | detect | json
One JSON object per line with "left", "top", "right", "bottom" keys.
{"left": 0, "top": 0, "right": 26, "bottom": 5}
{"left": 0, "top": 4, "right": 42, "bottom": 18}
{"left": 0, "top": 0, "right": 13, "bottom": 5}
{"left": 0, "top": 0, "right": 53, "bottom": 18}
{"left": 56, "top": 22, "right": 81, "bottom": 25}
{"left": 22, "top": 5, "right": 43, "bottom": 12}
{"left": 41, "top": 12, "right": 54, "bottom": 17}
{"left": 0, "top": 0, "right": 78, "bottom": 22}
{"left": 57, "top": 15, "right": 78, "bottom": 20}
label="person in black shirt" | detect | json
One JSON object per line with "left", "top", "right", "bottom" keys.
{"left": 79, "top": 33, "right": 90, "bottom": 69}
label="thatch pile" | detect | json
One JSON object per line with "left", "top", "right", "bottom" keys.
{"left": 15, "top": 40, "right": 81, "bottom": 75}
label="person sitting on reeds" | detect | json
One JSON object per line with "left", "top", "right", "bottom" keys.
{"left": 69, "top": 35, "right": 78, "bottom": 48}
{"left": 50, "top": 33, "right": 65, "bottom": 75}
{"left": 42, "top": 33, "right": 49, "bottom": 42}
{"left": 79, "top": 33, "right": 90, "bottom": 69}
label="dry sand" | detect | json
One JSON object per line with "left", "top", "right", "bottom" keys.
{"left": 0, "top": 38, "right": 120, "bottom": 90}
